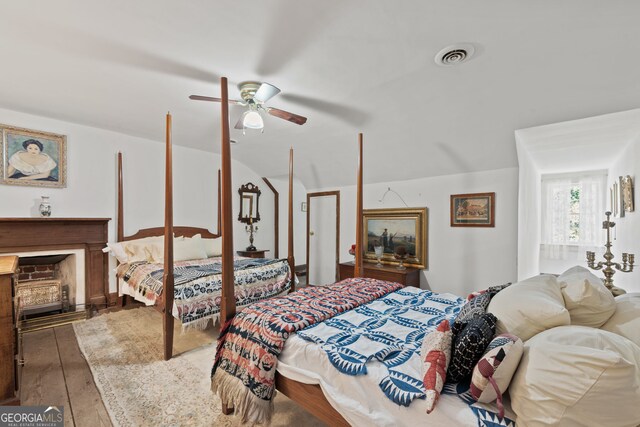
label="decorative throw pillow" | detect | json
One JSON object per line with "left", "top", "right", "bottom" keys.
{"left": 447, "top": 313, "right": 497, "bottom": 383}
{"left": 487, "top": 274, "right": 569, "bottom": 341}
{"left": 558, "top": 266, "right": 616, "bottom": 328}
{"left": 420, "top": 319, "right": 453, "bottom": 414}
{"left": 466, "top": 282, "right": 512, "bottom": 301}
{"left": 510, "top": 326, "right": 640, "bottom": 426}
{"left": 485, "top": 282, "right": 512, "bottom": 298}
{"left": 470, "top": 333, "right": 524, "bottom": 419}
{"left": 600, "top": 293, "right": 640, "bottom": 346}
{"left": 455, "top": 293, "right": 492, "bottom": 323}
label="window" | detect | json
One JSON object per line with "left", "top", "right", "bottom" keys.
{"left": 541, "top": 171, "right": 607, "bottom": 247}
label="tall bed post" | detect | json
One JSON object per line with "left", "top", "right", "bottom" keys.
{"left": 288, "top": 147, "right": 296, "bottom": 292}
{"left": 163, "top": 113, "right": 175, "bottom": 361}
{"left": 217, "top": 169, "right": 222, "bottom": 236}
{"left": 219, "top": 77, "right": 236, "bottom": 416}
{"left": 117, "top": 152, "right": 124, "bottom": 242}
{"left": 354, "top": 133, "right": 364, "bottom": 278}
{"left": 117, "top": 152, "right": 124, "bottom": 305}
{"left": 220, "top": 77, "right": 236, "bottom": 325}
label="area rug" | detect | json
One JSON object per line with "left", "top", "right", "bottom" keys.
{"left": 73, "top": 307, "right": 325, "bottom": 427}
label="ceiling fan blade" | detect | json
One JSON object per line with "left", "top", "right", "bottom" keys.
{"left": 253, "top": 83, "right": 281, "bottom": 103}
{"left": 234, "top": 115, "right": 245, "bottom": 130}
{"left": 267, "top": 107, "right": 307, "bottom": 125}
{"left": 189, "top": 95, "right": 244, "bottom": 105}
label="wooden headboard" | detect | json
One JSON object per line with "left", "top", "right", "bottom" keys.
{"left": 121, "top": 226, "right": 219, "bottom": 241}
{"left": 117, "top": 152, "right": 221, "bottom": 242}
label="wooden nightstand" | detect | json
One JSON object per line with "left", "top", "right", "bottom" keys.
{"left": 339, "top": 261, "right": 421, "bottom": 288}
{"left": 236, "top": 249, "right": 269, "bottom": 259}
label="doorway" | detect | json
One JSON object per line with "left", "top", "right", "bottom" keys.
{"left": 306, "top": 191, "right": 340, "bottom": 285}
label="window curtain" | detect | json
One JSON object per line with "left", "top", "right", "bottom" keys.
{"left": 540, "top": 172, "right": 606, "bottom": 261}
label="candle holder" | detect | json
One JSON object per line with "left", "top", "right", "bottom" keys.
{"left": 245, "top": 219, "right": 258, "bottom": 251}
{"left": 374, "top": 245, "right": 384, "bottom": 267}
{"left": 586, "top": 211, "right": 634, "bottom": 296}
{"left": 393, "top": 246, "right": 408, "bottom": 271}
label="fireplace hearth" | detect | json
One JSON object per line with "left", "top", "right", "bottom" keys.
{"left": 0, "top": 218, "right": 111, "bottom": 310}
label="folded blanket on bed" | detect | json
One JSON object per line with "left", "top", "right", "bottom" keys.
{"left": 210, "top": 278, "right": 404, "bottom": 424}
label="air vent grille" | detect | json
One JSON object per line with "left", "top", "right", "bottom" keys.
{"left": 435, "top": 44, "right": 475, "bottom": 66}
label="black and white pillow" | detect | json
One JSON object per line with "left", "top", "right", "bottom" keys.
{"left": 485, "top": 282, "right": 512, "bottom": 298}
{"left": 447, "top": 313, "right": 497, "bottom": 383}
{"left": 455, "top": 293, "right": 492, "bottom": 323}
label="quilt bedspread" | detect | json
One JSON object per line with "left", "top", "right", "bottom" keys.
{"left": 210, "top": 278, "right": 404, "bottom": 424}
{"left": 116, "top": 257, "right": 291, "bottom": 328}
{"left": 297, "top": 287, "right": 464, "bottom": 406}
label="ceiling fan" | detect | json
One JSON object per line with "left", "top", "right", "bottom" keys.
{"left": 189, "top": 81, "right": 307, "bottom": 133}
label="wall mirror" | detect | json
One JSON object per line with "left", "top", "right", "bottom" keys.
{"left": 238, "top": 183, "right": 261, "bottom": 224}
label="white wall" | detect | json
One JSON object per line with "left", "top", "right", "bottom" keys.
{"left": 515, "top": 135, "right": 542, "bottom": 280}
{"left": 263, "top": 176, "right": 307, "bottom": 264}
{"left": 0, "top": 107, "right": 274, "bottom": 293}
{"left": 311, "top": 167, "right": 519, "bottom": 297}
{"left": 608, "top": 137, "right": 640, "bottom": 293}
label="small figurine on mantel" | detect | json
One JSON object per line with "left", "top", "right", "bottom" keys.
{"left": 586, "top": 211, "right": 635, "bottom": 296}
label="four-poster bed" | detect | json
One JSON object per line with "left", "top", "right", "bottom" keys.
{"left": 113, "top": 97, "right": 295, "bottom": 360}
{"left": 210, "top": 77, "right": 475, "bottom": 425}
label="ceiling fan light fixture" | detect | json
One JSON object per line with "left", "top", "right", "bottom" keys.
{"left": 242, "top": 110, "right": 264, "bottom": 130}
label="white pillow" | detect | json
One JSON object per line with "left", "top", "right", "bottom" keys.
{"left": 105, "top": 236, "right": 164, "bottom": 263}
{"left": 146, "top": 235, "right": 208, "bottom": 263}
{"left": 487, "top": 274, "right": 569, "bottom": 341}
{"left": 510, "top": 326, "right": 640, "bottom": 427}
{"left": 201, "top": 237, "right": 222, "bottom": 257}
{"left": 123, "top": 236, "right": 163, "bottom": 263}
{"left": 105, "top": 242, "right": 129, "bottom": 263}
{"left": 600, "top": 293, "right": 640, "bottom": 346}
{"left": 557, "top": 266, "right": 616, "bottom": 328}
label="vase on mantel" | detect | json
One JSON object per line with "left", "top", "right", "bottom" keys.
{"left": 39, "top": 196, "right": 51, "bottom": 217}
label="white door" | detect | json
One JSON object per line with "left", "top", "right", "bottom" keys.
{"left": 307, "top": 193, "right": 339, "bottom": 285}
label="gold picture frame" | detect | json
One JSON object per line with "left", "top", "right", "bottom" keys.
{"left": 0, "top": 124, "right": 67, "bottom": 188}
{"left": 362, "top": 207, "right": 428, "bottom": 269}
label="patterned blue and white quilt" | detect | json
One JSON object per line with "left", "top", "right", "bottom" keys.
{"left": 117, "top": 257, "right": 291, "bottom": 329}
{"left": 297, "top": 286, "right": 464, "bottom": 406}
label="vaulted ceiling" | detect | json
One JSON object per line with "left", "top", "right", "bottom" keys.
{"left": 2, "top": 1, "right": 640, "bottom": 189}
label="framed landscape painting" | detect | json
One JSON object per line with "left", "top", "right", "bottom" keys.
{"left": 450, "top": 192, "right": 495, "bottom": 227}
{"left": 0, "top": 124, "right": 67, "bottom": 188}
{"left": 362, "top": 207, "right": 428, "bottom": 269}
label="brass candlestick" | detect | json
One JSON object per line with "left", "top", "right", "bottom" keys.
{"left": 586, "top": 211, "right": 634, "bottom": 296}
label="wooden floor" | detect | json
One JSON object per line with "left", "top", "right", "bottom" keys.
{"left": 20, "top": 279, "right": 312, "bottom": 427}
{"left": 21, "top": 325, "right": 112, "bottom": 427}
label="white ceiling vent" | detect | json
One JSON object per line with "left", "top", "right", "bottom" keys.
{"left": 434, "top": 43, "right": 475, "bottom": 66}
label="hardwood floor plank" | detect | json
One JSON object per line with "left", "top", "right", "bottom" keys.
{"left": 55, "top": 325, "right": 112, "bottom": 427}
{"left": 20, "top": 329, "right": 75, "bottom": 427}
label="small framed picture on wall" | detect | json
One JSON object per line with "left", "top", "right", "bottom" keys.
{"left": 450, "top": 192, "right": 495, "bottom": 227}
{"left": 621, "top": 175, "right": 634, "bottom": 214}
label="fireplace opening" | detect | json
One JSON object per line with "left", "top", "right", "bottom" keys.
{"left": 16, "top": 254, "right": 78, "bottom": 318}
